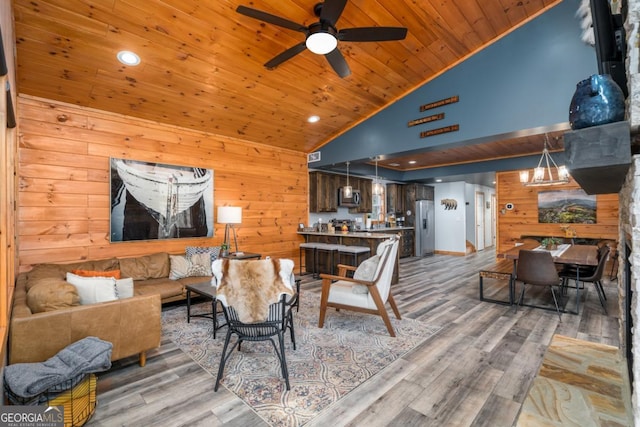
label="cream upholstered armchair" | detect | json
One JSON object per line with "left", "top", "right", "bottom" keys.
{"left": 318, "top": 236, "right": 401, "bottom": 337}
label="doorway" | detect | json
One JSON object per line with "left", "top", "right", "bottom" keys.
{"left": 491, "top": 194, "right": 496, "bottom": 247}
{"left": 475, "top": 192, "right": 485, "bottom": 251}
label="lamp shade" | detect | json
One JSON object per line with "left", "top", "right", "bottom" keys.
{"left": 217, "top": 206, "right": 242, "bottom": 224}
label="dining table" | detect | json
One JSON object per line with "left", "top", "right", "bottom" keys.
{"left": 503, "top": 241, "right": 599, "bottom": 314}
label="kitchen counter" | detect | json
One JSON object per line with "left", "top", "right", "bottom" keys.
{"left": 298, "top": 226, "right": 415, "bottom": 260}
{"left": 297, "top": 226, "right": 413, "bottom": 238}
{"left": 298, "top": 229, "right": 413, "bottom": 284}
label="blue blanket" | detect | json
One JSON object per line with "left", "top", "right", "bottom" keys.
{"left": 4, "top": 336, "right": 113, "bottom": 398}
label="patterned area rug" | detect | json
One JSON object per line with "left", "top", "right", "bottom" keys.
{"left": 162, "top": 294, "right": 441, "bottom": 426}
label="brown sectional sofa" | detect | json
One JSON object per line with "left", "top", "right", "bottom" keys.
{"left": 10, "top": 252, "right": 212, "bottom": 367}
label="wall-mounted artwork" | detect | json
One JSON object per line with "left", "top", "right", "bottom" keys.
{"left": 110, "top": 158, "right": 214, "bottom": 241}
{"left": 538, "top": 189, "right": 596, "bottom": 224}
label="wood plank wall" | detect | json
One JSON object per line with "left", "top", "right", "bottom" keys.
{"left": 2, "top": 3, "right": 18, "bottom": 363}
{"left": 496, "top": 170, "right": 619, "bottom": 256}
{"left": 17, "top": 95, "right": 309, "bottom": 272}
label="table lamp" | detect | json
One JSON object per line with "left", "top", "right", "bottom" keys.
{"left": 217, "top": 206, "right": 242, "bottom": 255}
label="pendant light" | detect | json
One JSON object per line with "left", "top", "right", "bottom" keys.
{"left": 373, "top": 157, "right": 384, "bottom": 195}
{"left": 343, "top": 161, "right": 353, "bottom": 198}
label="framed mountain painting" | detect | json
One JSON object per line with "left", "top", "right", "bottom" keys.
{"left": 538, "top": 189, "right": 596, "bottom": 224}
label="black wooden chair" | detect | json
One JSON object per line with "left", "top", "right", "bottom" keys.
{"left": 214, "top": 294, "right": 295, "bottom": 391}
{"left": 515, "top": 250, "right": 564, "bottom": 321}
{"left": 211, "top": 258, "right": 297, "bottom": 392}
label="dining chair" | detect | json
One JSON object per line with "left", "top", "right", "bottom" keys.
{"left": 558, "top": 243, "right": 608, "bottom": 291}
{"left": 318, "top": 236, "right": 400, "bottom": 337}
{"left": 515, "top": 250, "right": 563, "bottom": 321}
{"left": 211, "top": 258, "right": 297, "bottom": 391}
{"left": 560, "top": 245, "right": 610, "bottom": 314}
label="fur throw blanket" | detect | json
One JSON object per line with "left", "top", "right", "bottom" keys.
{"left": 212, "top": 258, "right": 294, "bottom": 323}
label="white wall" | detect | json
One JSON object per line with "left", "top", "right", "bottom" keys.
{"left": 433, "top": 182, "right": 467, "bottom": 254}
{"left": 433, "top": 182, "right": 495, "bottom": 254}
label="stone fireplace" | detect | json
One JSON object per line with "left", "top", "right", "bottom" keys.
{"left": 606, "top": 0, "right": 640, "bottom": 420}
{"left": 620, "top": 158, "right": 640, "bottom": 424}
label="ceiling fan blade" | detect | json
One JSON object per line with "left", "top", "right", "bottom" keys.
{"left": 325, "top": 48, "right": 351, "bottom": 78}
{"left": 236, "top": 5, "right": 307, "bottom": 33}
{"left": 339, "top": 27, "right": 408, "bottom": 42}
{"left": 264, "top": 42, "right": 308, "bottom": 69}
{"left": 320, "top": 0, "right": 348, "bottom": 26}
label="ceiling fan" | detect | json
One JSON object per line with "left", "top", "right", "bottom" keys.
{"left": 236, "top": 0, "right": 408, "bottom": 78}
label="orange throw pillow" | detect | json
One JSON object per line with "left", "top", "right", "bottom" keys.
{"left": 71, "top": 269, "right": 122, "bottom": 279}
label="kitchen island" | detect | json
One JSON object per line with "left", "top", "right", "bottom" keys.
{"left": 298, "top": 228, "right": 412, "bottom": 284}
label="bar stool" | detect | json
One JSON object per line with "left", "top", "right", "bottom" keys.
{"left": 314, "top": 243, "right": 343, "bottom": 277}
{"left": 338, "top": 246, "right": 371, "bottom": 274}
{"left": 299, "top": 242, "right": 319, "bottom": 276}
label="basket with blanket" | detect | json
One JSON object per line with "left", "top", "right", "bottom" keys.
{"left": 4, "top": 337, "right": 112, "bottom": 427}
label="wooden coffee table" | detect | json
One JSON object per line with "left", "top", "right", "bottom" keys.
{"left": 186, "top": 281, "right": 226, "bottom": 338}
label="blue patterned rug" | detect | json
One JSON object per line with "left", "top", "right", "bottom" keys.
{"left": 162, "top": 293, "right": 440, "bottom": 426}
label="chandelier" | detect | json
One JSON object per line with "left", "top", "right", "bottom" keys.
{"left": 519, "top": 135, "right": 570, "bottom": 186}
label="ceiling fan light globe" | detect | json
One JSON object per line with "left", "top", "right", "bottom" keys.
{"left": 306, "top": 32, "right": 337, "bottom": 54}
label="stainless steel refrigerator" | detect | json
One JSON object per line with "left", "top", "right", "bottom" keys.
{"left": 415, "top": 200, "right": 435, "bottom": 256}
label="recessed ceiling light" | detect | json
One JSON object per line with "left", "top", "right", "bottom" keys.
{"left": 436, "top": 179, "right": 442, "bottom": 182}
{"left": 408, "top": 160, "right": 417, "bottom": 164}
{"left": 117, "top": 50, "right": 140, "bottom": 66}
{"left": 389, "top": 163, "right": 400, "bottom": 167}
{"left": 307, "top": 115, "right": 320, "bottom": 123}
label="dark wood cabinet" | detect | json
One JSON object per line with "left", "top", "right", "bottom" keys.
{"left": 404, "top": 183, "right": 434, "bottom": 203}
{"left": 399, "top": 229, "right": 414, "bottom": 258}
{"left": 309, "top": 172, "right": 372, "bottom": 213}
{"left": 403, "top": 183, "right": 434, "bottom": 228}
{"left": 386, "top": 183, "right": 405, "bottom": 214}
{"left": 417, "top": 184, "right": 434, "bottom": 201}
{"left": 309, "top": 171, "right": 339, "bottom": 212}
{"left": 349, "top": 176, "right": 372, "bottom": 214}
{"left": 366, "top": 228, "right": 413, "bottom": 258}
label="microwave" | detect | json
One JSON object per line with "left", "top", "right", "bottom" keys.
{"left": 338, "top": 187, "right": 361, "bottom": 207}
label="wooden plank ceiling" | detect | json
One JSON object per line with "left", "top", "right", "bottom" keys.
{"left": 12, "top": 0, "right": 560, "bottom": 171}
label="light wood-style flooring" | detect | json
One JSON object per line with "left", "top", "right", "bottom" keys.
{"left": 88, "top": 248, "right": 627, "bottom": 426}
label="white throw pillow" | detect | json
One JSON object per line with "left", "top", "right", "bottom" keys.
{"left": 170, "top": 254, "right": 212, "bottom": 280}
{"left": 66, "top": 272, "right": 118, "bottom": 305}
{"left": 169, "top": 255, "right": 189, "bottom": 279}
{"left": 189, "top": 252, "right": 213, "bottom": 276}
{"left": 352, "top": 255, "right": 380, "bottom": 294}
{"left": 115, "top": 277, "right": 134, "bottom": 299}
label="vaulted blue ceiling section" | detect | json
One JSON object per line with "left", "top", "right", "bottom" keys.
{"left": 316, "top": 0, "right": 598, "bottom": 181}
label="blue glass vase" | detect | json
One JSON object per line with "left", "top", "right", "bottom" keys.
{"left": 569, "top": 74, "right": 625, "bottom": 130}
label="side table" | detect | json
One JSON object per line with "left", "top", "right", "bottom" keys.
{"left": 186, "top": 282, "right": 226, "bottom": 338}
{"left": 222, "top": 252, "right": 261, "bottom": 260}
